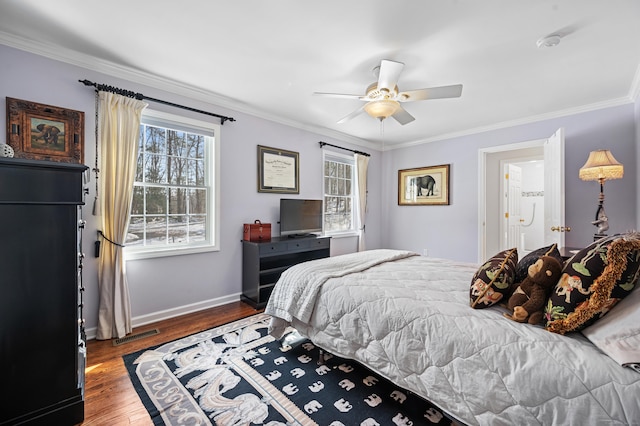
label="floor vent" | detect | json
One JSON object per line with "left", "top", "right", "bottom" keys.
{"left": 112, "top": 328, "right": 160, "bottom": 346}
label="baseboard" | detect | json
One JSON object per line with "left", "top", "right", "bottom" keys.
{"left": 84, "top": 292, "right": 242, "bottom": 341}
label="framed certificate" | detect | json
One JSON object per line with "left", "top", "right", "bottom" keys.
{"left": 257, "top": 145, "right": 299, "bottom": 193}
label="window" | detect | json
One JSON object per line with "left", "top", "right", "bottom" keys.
{"left": 323, "top": 151, "right": 356, "bottom": 234}
{"left": 125, "top": 110, "right": 219, "bottom": 259}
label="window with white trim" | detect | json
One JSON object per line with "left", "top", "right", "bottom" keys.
{"left": 323, "top": 151, "right": 356, "bottom": 234}
{"left": 125, "top": 110, "right": 219, "bottom": 259}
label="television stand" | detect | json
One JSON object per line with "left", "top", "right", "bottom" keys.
{"left": 241, "top": 235, "right": 331, "bottom": 308}
{"left": 287, "top": 233, "right": 317, "bottom": 239}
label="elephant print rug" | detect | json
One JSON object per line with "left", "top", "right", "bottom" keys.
{"left": 123, "top": 313, "right": 456, "bottom": 426}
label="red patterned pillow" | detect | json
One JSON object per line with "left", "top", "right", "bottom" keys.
{"left": 470, "top": 248, "right": 518, "bottom": 309}
{"left": 545, "top": 233, "right": 640, "bottom": 334}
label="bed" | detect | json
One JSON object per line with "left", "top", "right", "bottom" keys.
{"left": 264, "top": 247, "right": 640, "bottom": 426}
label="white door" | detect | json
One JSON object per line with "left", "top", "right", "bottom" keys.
{"left": 505, "top": 163, "right": 523, "bottom": 250}
{"left": 478, "top": 127, "right": 566, "bottom": 262}
{"left": 544, "top": 128, "right": 566, "bottom": 248}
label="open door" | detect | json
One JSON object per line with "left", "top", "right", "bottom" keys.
{"left": 479, "top": 127, "right": 566, "bottom": 262}
{"left": 544, "top": 128, "right": 566, "bottom": 248}
{"left": 505, "top": 163, "right": 523, "bottom": 250}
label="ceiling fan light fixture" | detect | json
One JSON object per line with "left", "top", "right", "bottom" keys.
{"left": 315, "top": 59, "right": 462, "bottom": 125}
{"left": 364, "top": 99, "right": 399, "bottom": 121}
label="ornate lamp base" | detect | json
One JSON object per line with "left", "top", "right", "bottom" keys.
{"left": 591, "top": 181, "right": 609, "bottom": 243}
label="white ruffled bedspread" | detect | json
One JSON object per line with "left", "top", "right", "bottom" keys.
{"left": 264, "top": 250, "right": 640, "bottom": 426}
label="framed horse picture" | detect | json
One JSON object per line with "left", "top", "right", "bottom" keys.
{"left": 398, "top": 164, "right": 450, "bottom": 205}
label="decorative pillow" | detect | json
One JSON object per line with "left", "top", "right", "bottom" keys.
{"left": 581, "top": 284, "right": 640, "bottom": 370}
{"left": 545, "top": 233, "right": 640, "bottom": 334}
{"left": 470, "top": 248, "right": 518, "bottom": 309}
{"left": 515, "top": 243, "right": 563, "bottom": 284}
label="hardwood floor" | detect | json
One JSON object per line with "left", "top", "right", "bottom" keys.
{"left": 82, "top": 301, "right": 260, "bottom": 425}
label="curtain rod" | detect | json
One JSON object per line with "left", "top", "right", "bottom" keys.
{"left": 79, "top": 79, "right": 236, "bottom": 125}
{"left": 319, "top": 141, "right": 370, "bottom": 157}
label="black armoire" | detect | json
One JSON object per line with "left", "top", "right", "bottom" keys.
{"left": 0, "top": 158, "right": 87, "bottom": 425}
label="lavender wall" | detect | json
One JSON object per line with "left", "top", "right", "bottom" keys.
{"left": 636, "top": 96, "right": 640, "bottom": 227}
{"left": 385, "top": 104, "right": 638, "bottom": 263}
{"left": 1, "top": 43, "right": 637, "bottom": 335}
{"left": 0, "top": 44, "right": 383, "bottom": 336}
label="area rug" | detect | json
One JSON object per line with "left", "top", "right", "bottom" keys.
{"left": 123, "top": 313, "right": 455, "bottom": 425}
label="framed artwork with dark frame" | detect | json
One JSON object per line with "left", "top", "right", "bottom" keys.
{"left": 257, "top": 145, "right": 299, "bottom": 193}
{"left": 6, "top": 97, "right": 84, "bottom": 164}
{"left": 398, "top": 164, "right": 450, "bottom": 205}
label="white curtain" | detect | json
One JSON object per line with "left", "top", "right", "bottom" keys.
{"left": 355, "top": 153, "right": 369, "bottom": 252}
{"left": 96, "top": 91, "right": 147, "bottom": 340}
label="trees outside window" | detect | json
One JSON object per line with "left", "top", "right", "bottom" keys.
{"left": 126, "top": 111, "right": 219, "bottom": 258}
{"left": 323, "top": 152, "right": 356, "bottom": 234}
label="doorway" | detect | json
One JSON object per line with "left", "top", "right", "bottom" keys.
{"left": 502, "top": 158, "right": 545, "bottom": 256}
{"left": 477, "top": 128, "right": 565, "bottom": 261}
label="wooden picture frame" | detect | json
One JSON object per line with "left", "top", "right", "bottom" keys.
{"left": 6, "top": 97, "right": 84, "bottom": 164}
{"left": 398, "top": 164, "right": 450, "bottom": 205}
{"left": 257, "top": 145, "right": 299, "bottom": 193}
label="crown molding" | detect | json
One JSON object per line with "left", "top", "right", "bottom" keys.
{"left": 1, "top": 31, "right": 636, "bottom": 154}
{"left": 389, "top": 96, "right": 634, "bottom": 151}
{"left": 0, "top": 31, "right": 374, "bottom": 150}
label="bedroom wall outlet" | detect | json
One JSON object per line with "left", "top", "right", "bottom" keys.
{"left": 422, "top": 249, "right": 429, "bottom": 256}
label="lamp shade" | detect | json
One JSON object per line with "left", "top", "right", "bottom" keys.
{"left": 579, "top": 149, "right": 624, "bottom": 181}
{"left": 363, "top": 99, "right": 399, "bottom": 121}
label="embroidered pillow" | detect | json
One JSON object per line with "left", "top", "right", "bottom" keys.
{"left": 470, "top": 248, "right": 518, "bottom": 309}
{"left": 515, "top": 243, "right": 563, "bottom": 284}
{"left": 545, "top": 233, "right": 640, "bottom": 334}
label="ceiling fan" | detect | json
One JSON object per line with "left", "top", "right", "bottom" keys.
{"left": 314, "top": 59, "right": 463, "bottom": 125}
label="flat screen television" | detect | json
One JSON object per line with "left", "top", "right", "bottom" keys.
{"left": 279, "top": 198, "right": 323, "bottom": 237}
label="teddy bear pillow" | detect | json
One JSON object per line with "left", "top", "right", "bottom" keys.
{"left": 504, "top": 255, "right": 562, "bottom": 325}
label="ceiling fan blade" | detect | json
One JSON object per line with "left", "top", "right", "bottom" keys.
{"left": 391, "top": 105, "right": 415, "bottom": 125}
{"left": 337, "top": 106, "right": 366, "bottom": 124}
{"left": 378, "top": 59, "right": 404, "bottom": 92}
{"left": 398, "top": 84, "right": 463, "bottom": 102}
{"left": 313, "top": 92, "right": 364, "bottom": 100}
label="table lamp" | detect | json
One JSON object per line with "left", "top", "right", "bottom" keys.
{"left": 578, "top": 149, "right": 624, "bottom": 241}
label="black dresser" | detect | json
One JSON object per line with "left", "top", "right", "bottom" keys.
{"left": 0, "top": 158, "right": 87, "bottom": 425}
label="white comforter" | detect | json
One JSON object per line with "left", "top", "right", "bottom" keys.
{"left": 265, "top": 250, "right": 640, "bottom": 426}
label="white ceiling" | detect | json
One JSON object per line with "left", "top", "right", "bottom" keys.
{"left": 1, "top": 0, "right": 639, "bottom": 150}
